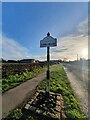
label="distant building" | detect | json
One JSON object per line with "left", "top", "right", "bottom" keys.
{"left": 1, "top": 58, "right": 7, "bottom": 63}
{"left": 50, "top": 60, "right": 59, "bottom": 64}
{"left": 35, "top": 60, "right": 39, "bottom": 63}
{"left": 7, "top": 60, "right": 18, "bottom": 63}
{"left": 20, "top": 59, "right": 36, "bottom": 63}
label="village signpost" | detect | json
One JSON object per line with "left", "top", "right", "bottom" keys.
{"left": 40, "top": 32, "right": 57, "bottom": 96}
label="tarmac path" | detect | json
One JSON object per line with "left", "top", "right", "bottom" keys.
{"left": 2, "top": 65, "right": 58, "bottom": 119}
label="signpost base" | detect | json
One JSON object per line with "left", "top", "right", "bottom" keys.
{"left": 45, "top": 92, "right": 50, "bottom": 98}
{"left": 46, "top": 70, "right": 50, "bottom": 95}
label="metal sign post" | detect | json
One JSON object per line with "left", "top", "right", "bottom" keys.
{"left": 46, "top": 46, "right": 50, "bottom": 96}
{"left": 40, "top": 32, "right": 57, "bottom": 97}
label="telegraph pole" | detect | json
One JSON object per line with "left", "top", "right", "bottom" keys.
{"left": 77, "top": 54, "right": 78, "bottom": 61}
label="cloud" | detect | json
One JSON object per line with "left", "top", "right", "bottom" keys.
{"left": 77, "top": 18, "right": 88, "bottom": 35}
{"left": 1, "top": 18, "right": 88, "bottom": 61}
{"left": 1, "top": 34, "right": 46, "bottom": 61}
{"left": 50, "top": 18, "right": 88, "bottom": 60}
{"left": 2, "top": 0, "right": 89, "bottom": 2}
{"left": 51, "top": 35, "right": 88, "bottom": 60}
{"left": 35, "top": 55, "right": 47, "bottom": 61}
{"left": 33, "top": 18, "right": 88, "bottom": 61}
{"left": 2, "top": 34, "right": 32, "bottom": 60}
{"left": 54, "top": 48, "right": 68, "bottom": 53}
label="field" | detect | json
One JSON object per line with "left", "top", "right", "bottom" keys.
{"left": 2, "top": 63, "right": 46, "bottom": 93}
{"left": 2, "top": 63, "right": 46, "bottom": 78}
{"left": 5, "top": 65, "right": 86, "bottom": 120}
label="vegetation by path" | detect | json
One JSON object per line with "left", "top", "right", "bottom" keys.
{"left": 5, "top": 65, "right": 86, "bottom": 120}
{"left": 2, "top": 67, "right": 46, "bottom": 93}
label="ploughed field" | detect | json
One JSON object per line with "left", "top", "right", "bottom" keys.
{"left": 2, "top": 63, "right": 46, "bottom": 93}
{"left": 2, "top": 63, "right": 46, "bottom": 78}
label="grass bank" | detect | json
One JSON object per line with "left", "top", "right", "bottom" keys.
{"left": 5, "top": 65, "right": 86, "bottom": 120}
{"left": 37, "top": 65, "right": 86, "bottom": 119}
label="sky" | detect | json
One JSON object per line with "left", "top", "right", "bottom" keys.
{"left": 1, "top": 2, "right": 88, "bottom": 61}
{"left": 2, "top": 0, "right": 90, "bottom": 2}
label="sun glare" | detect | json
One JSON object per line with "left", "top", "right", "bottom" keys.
{"left": 81, "top": 48, "right": 88, "bottom": 59}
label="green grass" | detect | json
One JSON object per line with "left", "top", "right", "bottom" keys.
{"left": 2, "top": 67, "right": 46, "bottom": 93}
{"left": 5, "top": 65, "right": 86, "bottom": 120}
{"left": 37, "top": 65, "right": 86, "bottom": 119}
{"left": 6, "top": 108, "right": 39, "bottom": 120}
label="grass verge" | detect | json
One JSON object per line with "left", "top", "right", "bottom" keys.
{"left": 5, "top": 65, "right": 86, "bottom": 120}
{"left": 37, "top": 65, "right": 86, "bottom": 119}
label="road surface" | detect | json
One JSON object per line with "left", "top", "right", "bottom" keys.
{"left": 63, "top": 63, "right": 88, "bottom": 118}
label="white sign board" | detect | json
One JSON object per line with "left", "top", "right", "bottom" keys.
{"left": 40, "top": 36, "right": 57, "bottom": 47}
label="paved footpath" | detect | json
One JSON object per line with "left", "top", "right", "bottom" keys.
{"left": 2, "top": 65, "right": 58, "bottom": 119}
